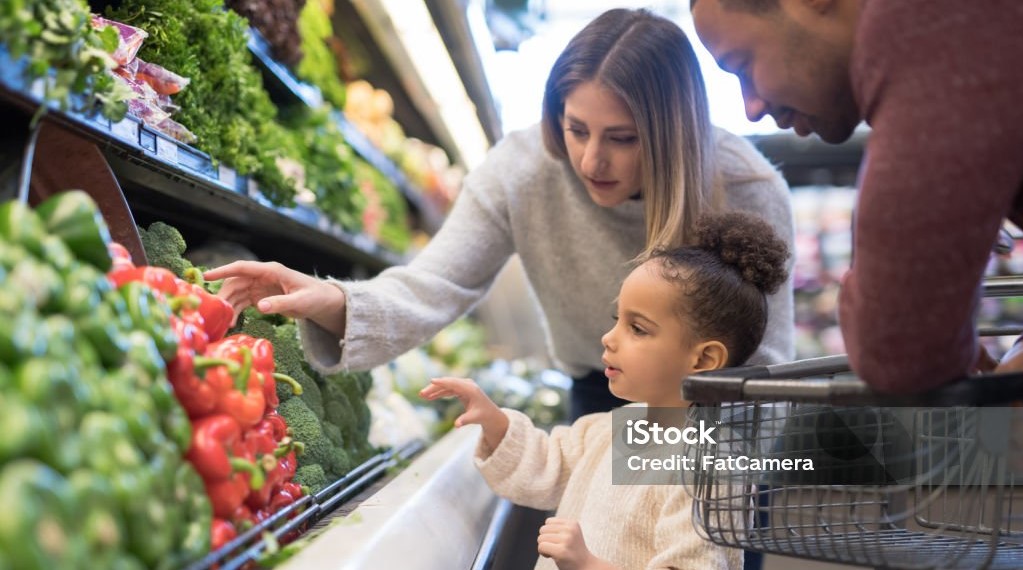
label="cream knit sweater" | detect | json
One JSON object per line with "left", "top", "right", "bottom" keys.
{"left": 475, "top": 410, "right": 743, "bottom": 570}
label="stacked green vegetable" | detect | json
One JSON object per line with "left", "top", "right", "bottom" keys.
{"left": 279, "top": 106, "right": 362, "bottom": 233}
{"left": 351, "top": 157, "right": 411, "bottom": 253}
{"left": 1, "top": 0, "right": 132, "bottom": 120}
{"left": 234, "top": 309, "right": 376, "bottom": 494}
{"left": 0, "top": 191, "right": 209, "bottom": 570}
{"left": 106, "top": 0, "right": 296, "bottom": 205}
{"left": 296, "top": 0, "right": 346, "bottom": 109}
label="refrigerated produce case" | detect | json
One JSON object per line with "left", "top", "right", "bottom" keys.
{"left": 0, "top": 1, "right": 510, "bottom": 566}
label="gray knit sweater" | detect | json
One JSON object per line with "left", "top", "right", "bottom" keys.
{"left": 300, "top": 124, "right": 794, "bottom": 377}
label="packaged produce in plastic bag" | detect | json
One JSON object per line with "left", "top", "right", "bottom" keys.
{"left": 90, "top": 15, "right": 148, "bottom": 66}
{"left": 136, "top": 58, "right": 191, "bottom": 96}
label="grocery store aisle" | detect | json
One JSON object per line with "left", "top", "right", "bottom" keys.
{"left": 764, "top": 554, "right": 861, "bottom": 569}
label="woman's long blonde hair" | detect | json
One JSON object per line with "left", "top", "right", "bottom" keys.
{"left": 541, "top": 8, "right": 722, "bottom": 258}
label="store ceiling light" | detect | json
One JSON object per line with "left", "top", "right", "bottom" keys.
{"left": 374, "top": 0, "right": 491, "bottom": 169}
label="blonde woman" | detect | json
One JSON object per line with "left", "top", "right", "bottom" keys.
{"left": 206, "top": 8, "right": 795, "bottom": 419}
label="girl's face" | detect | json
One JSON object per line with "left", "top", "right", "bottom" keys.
{"left": 562, "top": 81, "right": 643, "bottom": 207}
{"left": 601, "top": 261, "right": 718, "bottom": 407}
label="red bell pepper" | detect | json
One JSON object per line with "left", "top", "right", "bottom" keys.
{"left": 188, "top": 415, "right": 266, "bottom": 518}
{"left": 108, "top": 242, "right": 135, "bottom": 272}
{"left": 229, "top": 503, "right": 257, "bottom": 531}
{"left": 205, "top": 475, "right": 252, "bottom": 520}
{"left": 228, "top": 335, "right": 303, "bottom": 413}
{"left": 205, "top": 338, "right": 265, "bottom": 429}
{"left": 187, "top": 415, "right": 254, "bottom": 481}
{"left": 245, "top": 444, "right": 302, "bottom": 511}
{"left": 210, "top": 518, "right": 237, "bottom": 551}
{"left": 183, "top": 267, "right": 234, "bottom": 342}
{"left": 109, "top": 265, "right": 179, "bottom": 295}
{"left": 261, "top": 411, "right": 289, "bottom": 443}
{"left": 168, "top": 322, "right": 235, "bottom": 419}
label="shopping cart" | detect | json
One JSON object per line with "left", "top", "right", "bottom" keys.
{"left": 681, "top": 353, "right": 1023, "bottom": 570}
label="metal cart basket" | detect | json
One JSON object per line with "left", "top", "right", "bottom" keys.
{"left": 682, "top": 355, "right": 1023, "bottom": 569}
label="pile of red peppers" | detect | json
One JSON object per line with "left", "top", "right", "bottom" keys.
{"left": 107, "top": 243, "right": 305, "bottom": 551}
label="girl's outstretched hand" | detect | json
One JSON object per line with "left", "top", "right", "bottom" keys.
{"left": 537, "top": 517, "right": 614, "bottom": 570}
{"left": 420, "top": 377, "right": 509, "bottom": 451}
{"left": 204, "top": 260, "right": 347, "bottom": 337}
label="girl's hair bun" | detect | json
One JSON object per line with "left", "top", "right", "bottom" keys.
{"left": 694, "top": 212, "right": 789, "bottom": 294}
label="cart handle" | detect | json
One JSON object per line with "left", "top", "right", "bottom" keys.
{"left": 683, "top": 355, "right": 1023, "bottom": 406}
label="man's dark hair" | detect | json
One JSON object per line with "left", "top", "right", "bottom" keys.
{"left": 691, "top": 0, "right": 780, "bottom": 14}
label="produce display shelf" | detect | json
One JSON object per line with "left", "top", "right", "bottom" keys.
{"left": 0, "top": 45, "right": 403, "bottom": 271}
{"left": 281, "top": 426, "right": 500, "bottom": 570}
{"left": 186, "top": 440, "right": 426, "bottom": 570}
{"left": 246, "top": 29, "right": 444, "bottom": 234}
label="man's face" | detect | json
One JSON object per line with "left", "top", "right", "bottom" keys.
{"left": 692, "top": 0, "right": 861, "bottom": 143}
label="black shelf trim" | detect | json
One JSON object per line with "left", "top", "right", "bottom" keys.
{"left": 0, "top": 44, "right": 403, "bottom": 270}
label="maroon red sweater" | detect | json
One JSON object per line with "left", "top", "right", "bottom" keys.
{"left": 839, "top": 0, "right": 1023, "bottom": 393}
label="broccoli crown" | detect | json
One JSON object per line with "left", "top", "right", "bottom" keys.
{"left": 321, "top": 381, "right": 352, "bottom": 424}
{"left": 233, "top": 307, "right": 276, "bottom": 341}
{"left": 139, "top": 222, "right": 193, "bottom": 277}
{"left": 278, "top": 397, "right": 334, "bottom": 470}
{"left": 321, "top": 420, "right": 344, "bottom": 448}
{"left": 324, "top": 447, "right": 352, "bottom": 479}
{"left": 325, "top": 371, "right": 371, "bottom": 440}
{"left": 293, "top": 464, "right": 328, "bottom": 495}
{"left": 274, "top": 324, "right": 324, "bottom": 417}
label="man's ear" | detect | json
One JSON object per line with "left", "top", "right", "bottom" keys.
{"left": 691, "top": 340, "right": 729, "bottom": 372}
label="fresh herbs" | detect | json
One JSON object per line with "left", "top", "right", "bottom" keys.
{"left": 296, "top": 0, "right": 346, "bottom": 109}
{"left": 108, "top": 0, "right": 297, "bottom": 205}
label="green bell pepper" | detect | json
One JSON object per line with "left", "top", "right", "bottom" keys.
{"left": 118, "top": 282, "right": 178, "bottom": 361}
{"left": 66, "top": 469, "right": 126, "bottom": 564}
{"left": 40, "top": 235, "right": 74, "bottom": 273}
{"left": 0, "top": 311, "right": 47, "bottom": 364}
{"left": 159, "top": 464, "right": 212, "bottom": 570}
{"left": 60, "top": 262, "right": 111, "bottom": 318}
{"left": 0, "top": 389, "right": 57, "bottom": 465}
{"left": 125, "top": 441, "right": 181, "bottom": 567}
{"left": 0, "top": 460, "right": 84, "bottom": 569}
{"left": 78, "top": 303, "right": 131, "bottom": 368}
{"left": 7, "top": 257, "right": 64, "bottom": 314}
{"left": 78, "top": 411, "right": 145, "bottom": 476}
{"left": 34, "top": 190, "right": 113, "bottom": 271}
{"left": 0, "top": 200, "right": 46, "bottom": 258}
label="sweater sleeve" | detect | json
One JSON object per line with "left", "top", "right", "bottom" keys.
{"left": 473, "top": 410, "right": 604, "bottom": 511}
{"left": 297, "top": 140, "right": 518, "bottom": 373}
{"left": 718, "top": 131, "right": 796, "bottom": 366}
{"left": 647, "top": 488, "right": 742, "bottom": 570}
{"left": 839, "top": 0, "right": 1023, "bottom": 393}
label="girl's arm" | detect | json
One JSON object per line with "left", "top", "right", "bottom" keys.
{"left": 419, "top": 377, "right": 509, "bottom": 450}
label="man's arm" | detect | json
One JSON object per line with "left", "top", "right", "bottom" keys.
{"left": 839, "top": 0, "right": 1023, "bottom": 393}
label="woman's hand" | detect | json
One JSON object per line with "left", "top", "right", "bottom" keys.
{"left": 537, "top": 518, "right": 614, "bottom": 570}
{"left": 204, "top": 261, "right": 347, "bottom": 338}
{"left": 419, "top": 377, "right": 508, "bottom": 451}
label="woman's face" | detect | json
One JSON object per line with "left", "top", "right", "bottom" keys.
{"left": 562, "top": 81, "right": 643, "bottom": 207}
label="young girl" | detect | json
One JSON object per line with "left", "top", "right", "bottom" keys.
{"left": 420, "top": 212, "right": 789, "bottom": 570}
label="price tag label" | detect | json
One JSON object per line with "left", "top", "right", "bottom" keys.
{"left": 111, "top": 119, "right": 138, "bottom": 143}
{"left": 155, "top": 135, "right": 179, "bottom": 164}
{"left": 219, "top": 165, "right": 237, "bottom": 191}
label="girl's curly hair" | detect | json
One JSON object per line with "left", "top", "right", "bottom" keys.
{"left": 649, "top": 212, "right": 789, "bottom": 366}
